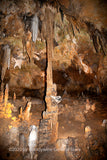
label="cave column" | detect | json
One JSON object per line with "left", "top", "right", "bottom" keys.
{"left": 45, "top": 6, "right": 54, "bottom": 111}
{"left": 42, "top": 6, "right": 58, "bottom": 144}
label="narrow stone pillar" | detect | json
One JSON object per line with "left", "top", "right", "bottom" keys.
{"left": 43, "top": 6, "right": 58, "bottom": 144}
{"left": 45, "top": 7, "right": 53, "bottom": 91}
{"left": 13, "top": 92, "right": 16, "bottom": 102}
{"left": 38, "top": 6, "right": 58, "bottom": 147}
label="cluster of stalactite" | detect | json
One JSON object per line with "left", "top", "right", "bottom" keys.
{"left": 47, "top": 0, "right": 107, "bottom": 57}
{"left": 85, "top": 21, "right": 106, "bottom": 56}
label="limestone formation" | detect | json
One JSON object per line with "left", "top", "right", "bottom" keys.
{"left": 19, "top": 102, "right": 32, "bottom": 121}
{"left": 85, "top": 126, "right": 92, "bottom": 138}
{"left": 26, "top": 31, "right": 32, "bottom": 62}
{"left": 91, "top": 103, "right": 96, "bottom": 112}
{"left": 0, "top": 91, "right": 3, "bottom": 103}
{"left": 1, "top": 45, "right": 11, "bottom": 81}
{"left": 4, "top": 84, "right": 9, "bottom": 107}
{"left": 0, "top": 1, "right": 107, "bottom": 159}
{"left": 31, "top": 13, "right": 39, "bottom": 42}
{"left": 85, "top": 99, "right": 91, "bottom": 111}
{"left": 39, "top": 6, "right": 59, "bottom": 145}
{"left": 13, "top": 92, "right": 16, "bottom": 101}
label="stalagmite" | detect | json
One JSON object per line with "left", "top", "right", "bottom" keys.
{"left": 24, "top": 102, "right": 32, "bottom": 121}
{"left": 91, "top": 103, "right": 96, "bottom": 112}
{"left": 28, "top": 125, "right": 38, "bottom": 159}
{"left": 19, "top": 102, "right": 32, "bottom": 121}
{"left": 22, "top": 96, "right": 26, "bottom": 103}
{"left": 19, "top": 107, "right": 23, "bottom": 120}
{"left": 85, "top": 126, "right": 92, "bottom": 138}
{"left": 13, "top": 92, "right": 16, "bottom": 102}
{"left": 85, "top": 99, "right": 91, "bottom": 111}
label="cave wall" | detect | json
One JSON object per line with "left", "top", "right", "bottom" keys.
{"left": 0, "top": 0, "right": 107, "bottom": 97}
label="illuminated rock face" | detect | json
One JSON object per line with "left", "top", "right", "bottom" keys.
{"left": 0, "top": 0, "right": 106, "bottom": 97}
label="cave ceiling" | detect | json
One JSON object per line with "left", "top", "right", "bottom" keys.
{"left": 0, "top": 0, "right": 107, "bottom": 55}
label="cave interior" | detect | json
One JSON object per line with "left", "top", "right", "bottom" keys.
{"left": 0, "top": 0, "right": 107, "bottom": 160}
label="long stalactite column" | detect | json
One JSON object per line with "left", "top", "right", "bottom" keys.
{"left": 45, "top": 7, "right": 54, "bottom": 111}
{"left": 42, "top": 6, "right": 58, "bottom": 144}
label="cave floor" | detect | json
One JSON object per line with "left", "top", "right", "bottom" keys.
{"left": 59, "top": 94, "right": 107, "bottom": 138}
{"left": 0, "top": 93, "right": 107, "bottom": 160}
